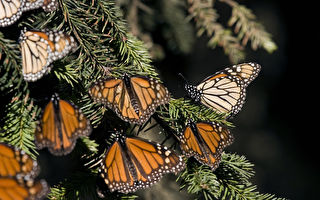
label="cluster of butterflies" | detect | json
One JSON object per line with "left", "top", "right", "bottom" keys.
{"left": 0, "top": 0, "right": 261, "bottom": 197}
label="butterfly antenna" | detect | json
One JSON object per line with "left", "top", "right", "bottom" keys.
{"left": 178, "top": 73, "right": 188, "bottom": 84}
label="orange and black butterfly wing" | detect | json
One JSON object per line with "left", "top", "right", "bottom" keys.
{"left": 0, "top": 143, "right": 48, "bottom": 200}
{"left": 0, "top": 177, "right": 48, "bottom": 200}
{"left": 180, "top": 121, "right": 233, "bottom": 170}
{"left": 223, "top": 62, "right": 261, "bottom": 87}
{"left": 99, "top": 140, "right": 133, "bottom": 193}
{"left": 195, "top": 122, "right": 233, "bottom": 170}
{"left": 0, "top": 143, "right": 38, "bottom": 178}
{"left": 35, "top": 96, "right": 91, "bottom": 155}
{"left": 100, "top": 134, "right": 185, "bottom": 194}
{"left": 89, "top": 77, "right": 142, "bottom": 124}
{"left": 125, "top": 137, "right": 184, "bottom": 191}
{"left": 130, "top": 76, "right": 170, "bottom": 124}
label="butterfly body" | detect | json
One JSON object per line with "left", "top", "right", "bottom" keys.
{"left": 99, "top": 132, "right": 185, "bottom": 193}
{"left": 90, "top": 74, "right": 170, "bottom": 125}
{"left": 35, "top": 94, "right": 91, "bottom": 155}
{"left": 179, "top": 120, "right": 233, "bottom": 170}
{"left": 184, "top": 62, "right": 261, "bottom": 117}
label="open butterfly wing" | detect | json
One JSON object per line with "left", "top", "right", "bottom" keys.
{"left": 126, "top": 138, "right": 184, "bottom": 184}
{"left": 35, "top": 98, "right": 91, "bottom": 155}
{"left": 0, "top": 144, "right": 38, "bottom": 178}
{"left": 89, "top": 78, "right": 141, "bottom": 124}
{"left": 180, "top": 126, "right": 204, "bottom": 158}
{"left": 196, "top": 122, "right": 233, "bottom": 170}
{"left": 0, "top": 143, "right": 48, "bottom": 200}
{"left": 100, "top": 141, "right": 133, "bottom": 193}
{"left": 90, "top": 76, "right": 170, "bottom": 125}
{"left": 130, "top": 76, "right": 170, "bottom": 124}
{"left": 180, "top": 122, "right": 233, "bottom": 170}
{"left": 100, "top": 135, "right": 185, "bottom": 194}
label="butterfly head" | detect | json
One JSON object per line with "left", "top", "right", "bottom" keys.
{"left": 178, "top": 73, "right": 202, "bottom": 102}
{"left": 185, "top": 84, "right": 201, "bottom": 102}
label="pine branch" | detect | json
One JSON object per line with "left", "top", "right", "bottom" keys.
{"left": 220, "top": 0, "right": 277, "bottom": 53}
{"left": 1, "top": 91, "right": 40, "bottom": 159}
{"left": 0, "top": 32, "right": 23, "bottom": 91}
{"left": 187, "top": 0, "right": 245, "bottom": 64}
{"left": 179, "top": 153, "right": 286, "bottom": 200}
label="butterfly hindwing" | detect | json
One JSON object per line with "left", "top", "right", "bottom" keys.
{"left": 99, "top": 133, "right": 185, "bottom": 193}
{"left": 0, "top": 143, "right": 48, "bottom": 200}
{"left": 89, "top": 75, "right": 170, "bottom": 125}
{"left": 179, "top": 121, "right": 233, "bottom": 170}
{"left": 35, "top": 94, "right": 92, "bottom": 155}
{"left": 19, "top": 29, "right": 77, "bottom": 82}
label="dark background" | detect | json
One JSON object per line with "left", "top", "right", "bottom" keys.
{"left": 1, "top": 0, "right": 318, "bottom": 199}
{"left": 155, "top": 1, "right": 318, "bottom": 199}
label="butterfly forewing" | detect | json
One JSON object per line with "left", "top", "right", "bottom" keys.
{"left": 90, "top": 75, "right": 170, "bottom": 125}
{"left": 35, "top": 95, "right": 92, "bottom": 156}
{"left": 99, "top": 133, "right": 185, "bottom": 194}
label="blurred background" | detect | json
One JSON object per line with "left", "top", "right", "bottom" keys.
{"left": 1, "top": 0, "right": 317, "bottom": 199}
{"left": 38, "top": 0, "right": 318, "bottom": 199}
{"left": 139, "top": 0, "right": 317, "bottom": 199}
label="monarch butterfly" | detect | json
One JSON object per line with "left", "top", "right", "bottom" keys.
{"left": 0, "top": 0, "right": 58, "bottom": 27}
{"left": 0, "top": 143, "right": 48, "bottom": 200}
{"left": 89, "top": 74, "right": 170, "bottom": 125}
{"left": 19, "top": 28, "right": 77, "bottom": 82}
{"left": 183, "top": 62, "right": 261, "bottom": 117}
{"left": 99, "top": 131, "right": 185, "bottom": 193}
{"left": 178, "top": 120, "right": 233, "bottom": 170}
{"left": 35, "top": 93, "right": 92, "bottom": 156}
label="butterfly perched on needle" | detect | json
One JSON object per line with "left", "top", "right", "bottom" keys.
{"left": 89, "top": 74, "right": 170, "bottom": 125}
{"left": 178, "top": 120, "right": 233, "bottom": 170}
{"left": 0, "top": 0, "right": 58, "bottom": 27}
{"left": 99, "top": 131, "right": 185, "bottom": 193}
{"left": 19, "top": 28, "right": 77, "bottom": 82}
{"left": 35, "top": 93, "right": 92, "bottom": 156}
{"left": 182, "top": 62, "right": 261, "bottom": 117}
{"left": 0, "top": 143, "right": 48, "bottom": 200}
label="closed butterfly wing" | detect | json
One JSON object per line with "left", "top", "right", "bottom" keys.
{"left": 19, "top": 29, "right": 77, "bottom": 82}
{"left": 223, "top": 62, "right": 261, "bottom": 87}
{"left": 0, "top": 0, "right": 24, "bottom": 27}
{"left": 185, "top": 62, "right": 261, "bottom": 116}
{"left": 99, "top": 133, "right": 185, "bottom": 193}
{"left": 179, "top": 121, "right": 233, "bottom": 170}
{"left": 196, "top": 72, "right": 245, "bottom": 115}
{"left": 0, "top": 0, "right": 54, "bottom": 27}
{"left": 89, "top": 75, "right": 170, "bottom": 125}
{"left": 0, "top": 143, "right": 48, "bottom": 200}
{"left": 35, "top": 94, "right": 92, "bottom": 155}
